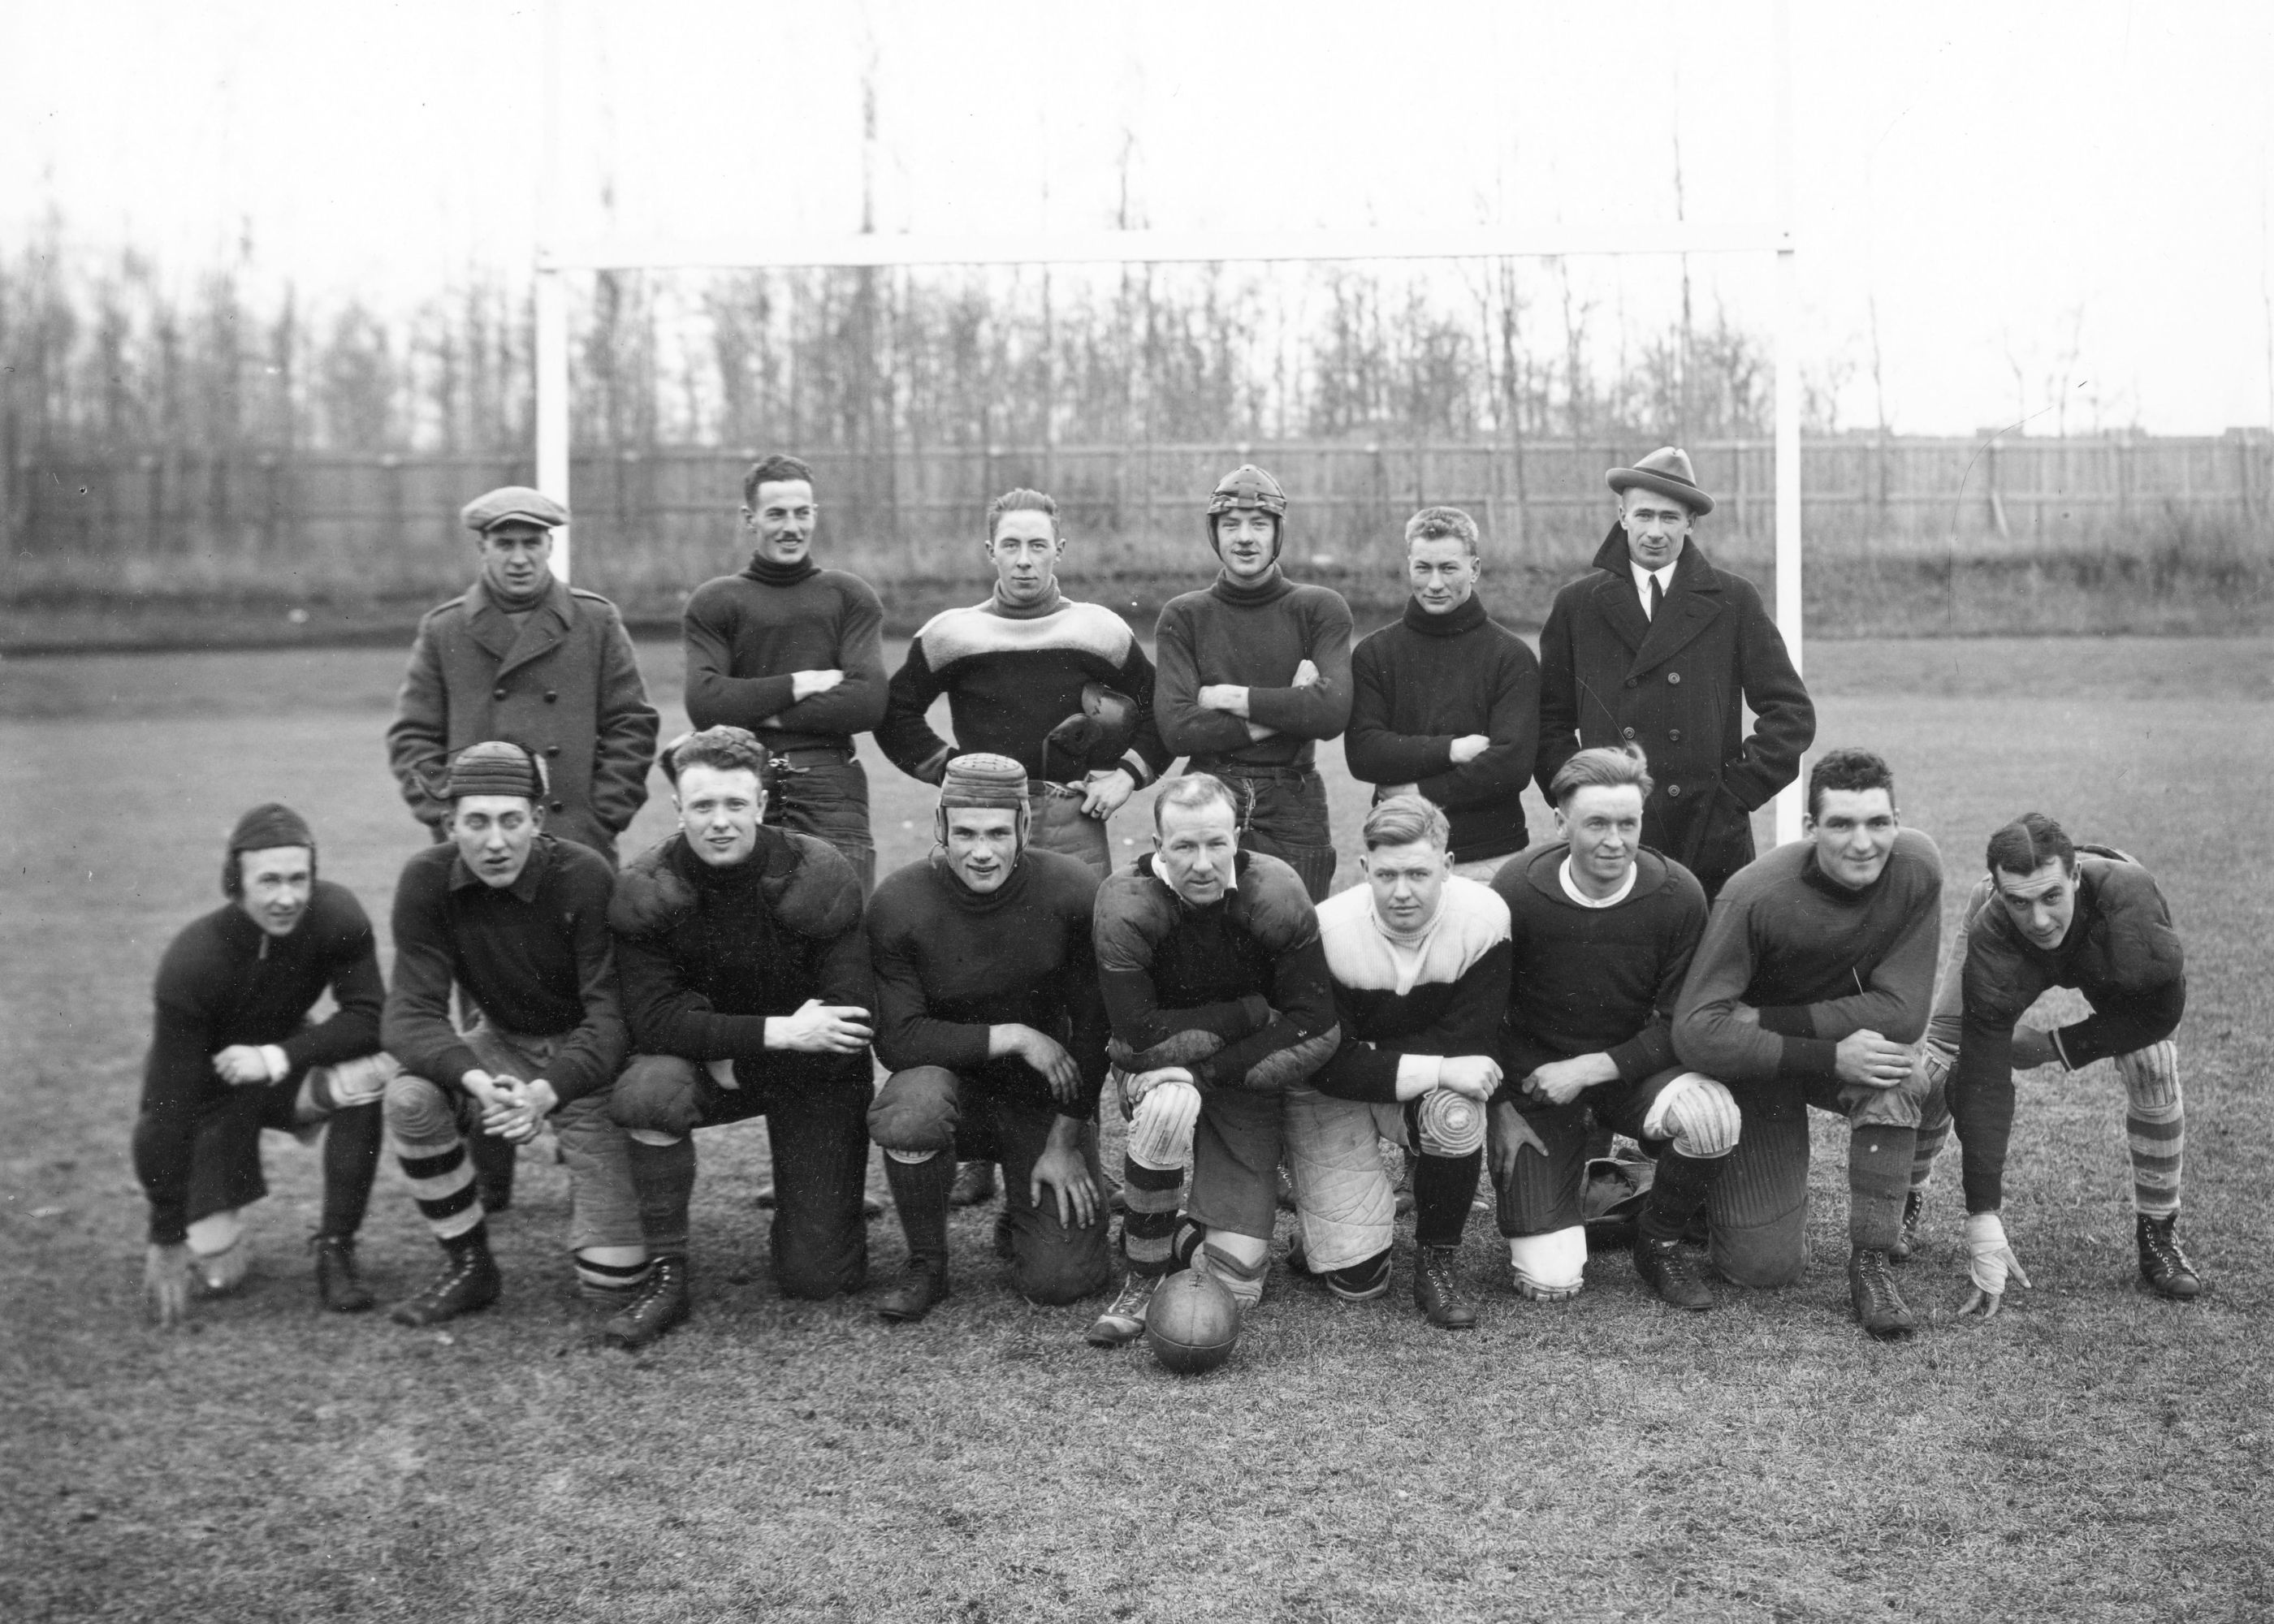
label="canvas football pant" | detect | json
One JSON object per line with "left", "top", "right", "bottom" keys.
{"left": 609, "top": 1051, "right": 871, "bottom": 1298}
{"left": 1708, "top": 1066, "right": 1930, "bottom": 1288}
{"left": 762, "top": 753, "right": 876, "bottom": 896}
{"left": 132, "top": 1053, "right": 393, "bottom": 1272}
{"left": 1024, "top": 780, "right": 1114, "bottom": 879}
{"left": 385, "top": 1022, "right": 644, "bottom": 1294}
{"left": 1909, "top": 1039, "right": 2184, "bottom": 1218}
{"left": 1113, "top": 1070, "right": 1279, "bottom": 1307}
{"left": 1283, "top": 1081, "right": 1486, "bottom": 1273}
{"left": 867, "top": 1065, "right": 1113, "bottom": 1304}
{"left": 1191, "top": 764, "right": 1338, "bottom": 903}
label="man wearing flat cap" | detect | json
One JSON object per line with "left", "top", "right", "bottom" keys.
{"left": 1535, "top": 448, "right": 1814, "bottom": 903}
{"left": 135, "top": 803, "right": 395, "bottom": 1324}
{"left": 387, "top": 485, "right": 658, "bottom": 1212}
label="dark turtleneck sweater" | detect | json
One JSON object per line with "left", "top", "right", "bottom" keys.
{"left": 1347, "top": 594, "right": 1542, "bottom": 862}
{"left": 1152, "top": 566, "right": 1355, "bottom": 771}
{"left": 877, "top": 582, "right": 1172, "bottom": 785}
{"left": 682, "top": 553, "right": 888, "bottom": 751}
{"left": 866, "top": 846, "right": 1111, "bottom": 1118}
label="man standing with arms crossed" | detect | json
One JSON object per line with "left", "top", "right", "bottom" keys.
{"left": 1346, "top": 506, "right": 1541, "bottom": 881}
{"left": 1153, "top": 465, "right": 1353, "bottom": 903}
{"left": 683, "top": 454, "right": 889, "bottom": 893}
{"left": 1673, "top": 747, "right": 1942, "bottom": 1339}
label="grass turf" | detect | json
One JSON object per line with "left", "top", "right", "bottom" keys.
{"left": 4, "top": 634, "right": 2272, "bottom": 1622}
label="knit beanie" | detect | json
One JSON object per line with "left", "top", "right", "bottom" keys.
{"left": 446, "top": 741, "right": 547, "bottom": 802}
{"left": 935, "top": 752, "right": 1030, "bottom": 846}
{"left": 223, "top": 802, "right": 316, "bottom": 896}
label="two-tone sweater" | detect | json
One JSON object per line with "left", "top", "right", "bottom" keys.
{"left": 1311, "top": 875, "right": 1511, "bottom": 1104}
{"left": 1942, "top": 850, "right": 2185, "bottom": 1212}
{"left": 1672, "top": 828, "right": 1943, "bottom": 1090}
{"left": 1491, "top": 843, "right": 1708, "bottom": 1104}
{"left": 609, "top": 827, "right": 871, "bottom": 1078}
{"left": 1153, "top": 568, "right": 1354, "bottom": 773}
{"left": 877, "top": 585, "right": 1171, "bottom": 785}
{"left": 139, "top": 883, "right": 387, "bottom": 1244}
{"left": 383, "top": 836, "right": 628, "bottom": 1104}
{"left": 867, "top": 849, "right": 1111, "bottom": 1118}
{"left": 682, "top": 555, "right": 889, "bottom": 752}
{"left": 1092, "top": 849, "right": 1340, "bottom": 1093}
{"left": 1347, "top": 594, "right": 1542, "bottom": 862}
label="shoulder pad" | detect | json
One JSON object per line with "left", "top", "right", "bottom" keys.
{"left": 608, "top": 837, "right": 698, "bottom": 937}
{"left": 762, "top": 831, "right": 864, "bottom": 939}
{"left": 1092, "top": 867, "right": 1180, "bottom": 969}
{"left": 1231, "top": 853, "right": 1319, "bottom": 951}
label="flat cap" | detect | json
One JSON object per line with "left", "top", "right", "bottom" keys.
{"left": 461, "top": 486, "right": 571, "bottom": 534}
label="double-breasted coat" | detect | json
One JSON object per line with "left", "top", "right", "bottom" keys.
{"left": 1534, "top": 525, "right": 1814, "bottom": 898}
{"left": 387, "top": 573, "right": 659, "bottom": 862}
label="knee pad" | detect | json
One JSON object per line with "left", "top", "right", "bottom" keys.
{"left": 2117, "top": 1041, "right": 2181, "bottom": 1113}
{"left": 1415, "top": 1089, "right": 1486, "bottom": 1158}
{"left": 1641, "top": 1073, "right": 1740, "bottom": 1160}
{"left": 1507, "top": 1225, "right": 1587, "bottom": 1300}
{"left": 866, "top": 1067, "right": 961, "bottom": 1156}
{"left": 1127, "top": 1078, "right": 1202, "bottom": 1172}
{"left": 608, "top": 1056, "right": 705, "bottom": 1138}
{"left": 300, "top": 1052, "right": 400, "bottom": 1120}
{"left": 383, "top": 1072, "right": 458, "bottom": 1142}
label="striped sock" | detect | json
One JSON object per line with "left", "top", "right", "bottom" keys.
{"left": 394, "top": 1134, "right": 483, "bottom": 1242}
{"left": 1120, "top": 1155, "right": 1182, "bottom": 1277}
{"left": 2117, "top": 1041, "right": 2183, "bottom": 1220}
{"left": 576, "top": 1252, "right": 652, "bottom": 1298}
{"left": 1908, "top": 1114, "right": 1948, "bottom": 1195}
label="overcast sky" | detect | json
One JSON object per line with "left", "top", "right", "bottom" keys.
{"left": 7, "top": 0, "right": 2271, "bottom": 434}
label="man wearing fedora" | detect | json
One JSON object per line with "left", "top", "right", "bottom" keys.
{"left": 387, "top": 485, "right": 659, "bottom": 1212}
{"left": 1535, "top": 448, "right": 1814, "bottom": 903}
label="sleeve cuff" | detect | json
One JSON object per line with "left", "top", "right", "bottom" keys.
{"left": 261, "top": 1045, "right": 292, "bottom": 1082}
{"left": 1119, "top": 752, "right": 1154, "bottom": 788}
{"left": 1777, "top": 1035, "right": 1842, "bottom": 1082}
{"left": 1756, "top": 1004, "right": 1813, "bottom": 1038}
{"left": 1394, "top": 1053, "right": 1443, "bottom": 1099}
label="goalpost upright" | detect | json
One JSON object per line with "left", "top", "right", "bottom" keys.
{"left": 530, "top": 0, "right": 1805, "bottom": 844}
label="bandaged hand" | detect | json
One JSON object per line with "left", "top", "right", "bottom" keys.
{"left": 1957, "top": 1212, "right": 2032, "bottom": 1318}
{"left": 145, "top": 1242, "right": 190, "bottom": 1327}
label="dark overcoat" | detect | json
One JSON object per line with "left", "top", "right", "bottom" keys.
{"left": 1534, "top": 525, "right": 1814, "bottom": 898}
{"left": 387, "top": 573, "right": 659, "bottom": 862}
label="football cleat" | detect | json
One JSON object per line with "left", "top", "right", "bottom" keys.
{"left": 390, "top": 1242, "right": 500, "bottom": 1328}
{"left": 1412, "top": 1246, "right": 1476, "bottom": 1330}
{"left": 1085, "top": 1274, "right": 1157, "bottom": 1346}
{"left": 876, "top": 1256, "right": 950, "bottom": 1324}
{"left": 2136, "top": 1214, "right": 2203, "bottom": 1300}
{"left": 949, "top": 1161, "right": 997, "bottom": 1208}
{"left": 1847, "top": 1247, "right": 1917, "bottom": 1339}
{"left": 603, "top": 1255, "right": 690, "bottom": 1349}
{"left": 310, "top": 1235, "right": 375, "bottom": 1313}
{"left": 1890, "top": 1190, "right": 1926, "bottom": 1263}
{"left": 1632, "top": 1236, "right": 1713, "bottom": 1311}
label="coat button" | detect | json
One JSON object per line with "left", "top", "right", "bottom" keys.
{"left": 1624, "top": 677, "right": 1637, "bottom": 689}
{"left": 1669, "top": 728, "right": 1683, "bottom": 743}
{"left": 1621, "top": 727, "right": 1636, "bottom": 741}
{"left": 492, "top": 686, "right": 507, "bottom": 701}
{"left": 1667, "top": 671, "right": 1682, "bottom": 685}
{"left": 1667, "top": 783, "right": 1684, "bottom": 797}
{"left": 545, "top": 689, "right": 559, "bottom": 702}
{"left": 547, "top": 745, "right": 562, "bottom": 757}
{"left": 551, "top": 798, "right": 564, "bottom": 812}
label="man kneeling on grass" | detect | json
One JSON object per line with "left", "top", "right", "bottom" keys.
{"left": 382, "top": 742, "right": 642, "bottom": 1326}
{"left": 1905, "top": 811, "right": 2198, "bottom": 1311}
{"left": 1286, "top": 795, "right": 1511, "bottom": 1329}
{"left": 1085, "top": 773, "right": 1339, "bottom": 1344}
{"left": 136, "top": 804, "right": 393, "bottom": 1324}
{"left": 863, "top": 754, "right": 1113, "bottom": 1321}
{"left": 602, "top": 727, "right": 875, "bottom": 1348}
{"left": 1486, "top": 746, "right": 1734, "bottom": 1311}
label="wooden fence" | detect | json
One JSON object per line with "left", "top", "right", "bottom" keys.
{"left": 7, "top": 432, "right": 2271, "bottom": 602}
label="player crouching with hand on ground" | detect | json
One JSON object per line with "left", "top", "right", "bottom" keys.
{"left": 136, "top": 804, "right": 395, "bottom": 1324}
{"left": 1287, "top": 796, "right": 1510, "bottom": 1329}
{"left": 1085, "top": 774, "right": 1340, "bottom": 1344}
{"left": 1488, "top": 747, "right": 1737, "bottom": 1311}
{"left": 1906, "top": 812, "right": 2197, "bottom": 1313}
{"left": 602, "top": 727, "right": 875, "bottom": 1348}
{"left": 862, "top": 754, "right": 1114, "bottom": 1322}
{"left": 381, "top": 741, "right": 643, "bottom": 1327}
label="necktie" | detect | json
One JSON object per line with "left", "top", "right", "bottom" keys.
{"left": 1648, "top": 574, "right": 1665, "bottom": 622}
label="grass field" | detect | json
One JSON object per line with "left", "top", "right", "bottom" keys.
{"left": 5, "top": 633, "right": 2272, "bottom": 1623}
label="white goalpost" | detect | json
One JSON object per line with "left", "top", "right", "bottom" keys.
{"left": 531, "top": 0, "right": 1807, "bottom": 844}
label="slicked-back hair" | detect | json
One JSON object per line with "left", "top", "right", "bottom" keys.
{"left": 1362, "top": 794, "right": 1450, "bottom": 853}
{"left": 1986, "top": 811, "right": 2077, "bottom": 879}
{"left": 986, "top": 486, "right": 1060, "bottom": 541}
{"left": 1404, "top": 505, "right": 1479, "bottom": 555}
{"left": 742, "top": 454, "right": 815, "bottom": 507}
{"left": 1807, "top": 746, "right": 1896, "bottom": 818}
{"left": 668, "top": 726, "right": 770, "bottom": 790}
{"left": 1550, "top": 744, "right": 1654, "bottom": 808}
{"left": 1154, "top": 772, "right": 1240, "bottom": 836}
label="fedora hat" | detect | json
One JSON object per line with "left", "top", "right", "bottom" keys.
{"left": 1606, "top": 447, "right": 1714, "bottom": 516}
